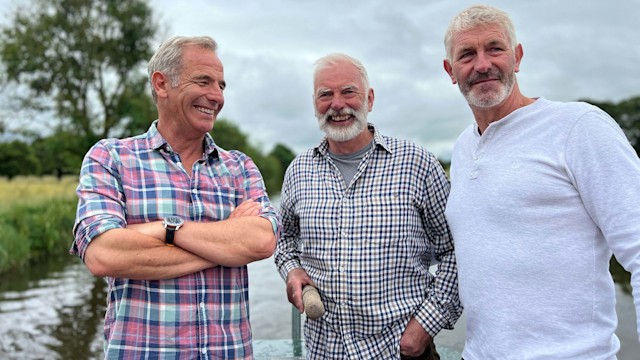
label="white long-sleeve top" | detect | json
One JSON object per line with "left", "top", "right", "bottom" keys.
{"left": 445, "top": 97, "right": 640, "bottom": 359}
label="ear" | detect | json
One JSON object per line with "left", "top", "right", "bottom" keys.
{"left": 443, "top": 59, "right": 457, "bottom": 84}
{"left": 152, "top": 71, "right": 170, "bottom": 99}
{"left": 514, "top": 43, "right": 523, "bottom": 73}
{"left": 367, "top": 88, "right": 375, "bottom": 112}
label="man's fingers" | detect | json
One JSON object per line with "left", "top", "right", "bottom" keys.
{"left": 229, "top": 200, "right": 261, "bottom": 218}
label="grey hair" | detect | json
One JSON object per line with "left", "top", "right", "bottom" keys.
{"left": 444, "top": 5, "right": 517, "bottom": 62}
{"left": 313, "top": 53, "right": 370, "bottom": 91}
{"left": 147, "top": 36, "right": 218, "bottom": 104}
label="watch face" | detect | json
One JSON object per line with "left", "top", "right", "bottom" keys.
{"left": 164, "top": 216, "right": 184, "bottom": 227}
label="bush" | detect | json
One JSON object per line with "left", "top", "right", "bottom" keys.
{"left": 0, "top": 197, "right": 76, "bottom": 273}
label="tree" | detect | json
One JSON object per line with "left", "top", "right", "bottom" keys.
{"left": 269, "top": 144, "right": 297, "bottom": 173}
{"left": 210, "top": 119, "right": 253, "bottom": 152}
{"left": 0, "top": 0, "right": 157, "bottom": 141}
{"left": 32, "top": 130, "right": 89, "bottom": 178}
{"left": 0, "top": 140, "right": 41, "bottom": 179}
{"left": 210, "top": 119, "right": 297, "bottom": 194}
{"left": 582, "top": 96, "right": 640, "bottom": 156}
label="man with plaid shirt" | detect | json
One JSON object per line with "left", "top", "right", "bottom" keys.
{"left": 275, "top": 53, "right": 461, "bottom": 359}
{"left": 71, "top": 36, "right": 278, "bottom": 359}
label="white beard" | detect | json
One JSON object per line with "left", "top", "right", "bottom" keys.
{"left": 316, "top": 99, "right": 369, "bottom": 142}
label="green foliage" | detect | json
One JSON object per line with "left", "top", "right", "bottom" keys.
{"left": 269, "top": 144, "right": 297, "bottom": 173}
{"left": 210, "top": 119, "right": 295, "bottom": 194}
{"left": 255, "top": 155, "right": 284, "bottom": 195}
{"left": 582, "top": 96, "right": 640, "bottom": 156}
{"left": 0, "top": 140, "right": 41, "bottom": 179}
{"left": 32, "top": 131, "right": 91, "bottom": 177}
{"left": 0, "top": 221, "right": 29, "bottom": 271}
{"left": 210, "top": 118, "right": 252, "bottom": 151}
{"left": 115, "top": 76, "right": 158, "bottom": 137}
{"left": 0, "top": 197, "right": 76, "bottom": 273}
{"left": 0, "top": 0, "right": 157, "bottom": 139}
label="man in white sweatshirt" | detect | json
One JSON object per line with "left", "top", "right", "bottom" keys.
{"left": 442, "top": 4, "right": 640, "bottom": 359}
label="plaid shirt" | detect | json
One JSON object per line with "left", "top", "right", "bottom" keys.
{"left": 275, "top": 124, "right": 461, "bottom": 359}
{"left": 71, "top": 121, "right": 278, "bottom": 359}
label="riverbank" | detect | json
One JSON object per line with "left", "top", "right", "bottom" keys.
{"left": 0, "top": 176, "right": 77, "bottom": 273}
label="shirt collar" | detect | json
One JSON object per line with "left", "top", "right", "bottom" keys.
{"left": 313, "top": 122, "right": 391, "bottom": 157}
{"left": 146, "top": 120, "right": 219, "bottom": 159}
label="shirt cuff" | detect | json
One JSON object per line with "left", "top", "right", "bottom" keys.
{"left": 413, "top": 299, "right": 450, "bottom": 337}
{"left": 278, "top": 260, "right": 302, "bottom": 281}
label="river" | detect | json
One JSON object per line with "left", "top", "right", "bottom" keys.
{"left": 0, "top": 254, "right": 638, "bottom": 359}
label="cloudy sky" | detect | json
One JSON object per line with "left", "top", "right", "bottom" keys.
{"left": 4, "top": 0, "right": 640, "bottom": 160}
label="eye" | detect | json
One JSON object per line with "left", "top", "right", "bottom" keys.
{"left": 317, "top": 91, "right": 332, "bottom": 100}
{"left": 342, "top": 89, "right": 358, "bottom": 98}
{"left": 457, "top": 50, "right": 473, "bottom": 61}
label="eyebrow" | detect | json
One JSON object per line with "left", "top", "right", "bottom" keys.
{"left": 341, "top": 85, "right": 359, "bottom": 92}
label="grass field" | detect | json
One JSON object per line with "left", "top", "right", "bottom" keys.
{"left": 0, "top": 175, "right": 78, "bottom": 210}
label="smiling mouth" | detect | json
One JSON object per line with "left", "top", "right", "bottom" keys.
{"left": 472, "top": 78, "right": 499, "bottom": 86}
{"left": 330, "top": 114, "right": 353, "bottom": 122}
{"left": 195, "top": 106, "right": 215, "bottom": 115}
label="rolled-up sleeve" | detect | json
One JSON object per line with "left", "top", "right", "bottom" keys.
{"left": 71, "top": 140, "right": 127, "bottom": 260}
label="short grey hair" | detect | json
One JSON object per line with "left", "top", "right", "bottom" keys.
{"left": 444, "top": 5, "right": 517, "bottom": 62}
{"left": 313, "top": 53, "right": 370, "bottom": 91}
{"left": 148, "top": 36, "right": 218, "bottom": 104}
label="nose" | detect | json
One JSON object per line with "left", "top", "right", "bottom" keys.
{"left": 330, "top": 95, "right": 346, "bottom": 111}
{"left": 474, "top": 51, "right": 492, "bottom": 73}
{"left": 206, "top": 84, "right": 224, "bottom": 104}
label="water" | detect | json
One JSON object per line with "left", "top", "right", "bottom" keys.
{"left": 0, "top": 256, "right": 638, "bottom": 359}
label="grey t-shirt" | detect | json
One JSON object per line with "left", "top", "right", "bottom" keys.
{"left": 328, "top": 140, "right": 373, "bottom": 186}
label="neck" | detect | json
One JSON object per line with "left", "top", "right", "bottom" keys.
{"left": 156, "top": 117, "right": 206, "bottom": 168}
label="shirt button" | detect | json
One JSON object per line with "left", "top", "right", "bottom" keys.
{"left": 339, "top": 266, "right": 345, "bottom": 272}
{"left": 470, "top": 170, "right": 478, "bottom": 179}
{"left": 200, "top": 302, "right": 205, "bottom": 308}
{"left": 201, "top": 348, "right": 207, "bottom": 354}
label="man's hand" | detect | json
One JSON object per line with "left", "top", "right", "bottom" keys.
{"left": 229, "top": 200, "right": 262, "bottom": 218}
{"left": 285, "top": 268, "right": 315, "bottom": 312}
{"left": 125, "top": 199, "right": 262, "bottom": 242}
{"left": 400, "top": 317, "right": 433, "bottom": 357}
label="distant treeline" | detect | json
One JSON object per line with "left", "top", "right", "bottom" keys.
{"left": 1, "top": 0, "right": 636, "bottom": 193}
{"left": 0, "top": 119, "right": 296, "bottom": 195}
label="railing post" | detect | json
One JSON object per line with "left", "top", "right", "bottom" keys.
{"left": 291, "top": 305, "right": 303, "bottom": 356}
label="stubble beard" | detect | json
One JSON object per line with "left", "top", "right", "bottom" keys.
{"left": 460, "top": 69, "right": 516, "bottom": 108}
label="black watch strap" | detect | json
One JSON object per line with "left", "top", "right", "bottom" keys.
{"left": 165, "top": 228, "right": 176, "bottom": 246}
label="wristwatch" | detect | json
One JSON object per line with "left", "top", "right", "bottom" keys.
{"left": 163, "top": 216, "right": 184, "bottom": 246}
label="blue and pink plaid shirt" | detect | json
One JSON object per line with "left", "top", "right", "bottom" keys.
{"left": 71, "top": 121, "right": 278, "bottom": 359}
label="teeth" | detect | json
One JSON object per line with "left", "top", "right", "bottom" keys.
{"left": 332, "top": 114, "right": 351, "bottom": 121}
{"left": 195, "top": 106, "right": 215, "bottom": 115}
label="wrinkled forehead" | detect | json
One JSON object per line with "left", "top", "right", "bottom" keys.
{"left": 452, "top": 23, "right": 510, "bottom": 47}
{"left": 314, "top": 62, "right": 363, "bottom": 90}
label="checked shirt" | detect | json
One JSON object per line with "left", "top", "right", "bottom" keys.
{"left": 275, "top": 124, "right": 462, "bottom": 359}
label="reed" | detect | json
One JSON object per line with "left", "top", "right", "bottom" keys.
{"left": 0, "top": 176, "right": 78, "bottom": 273}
